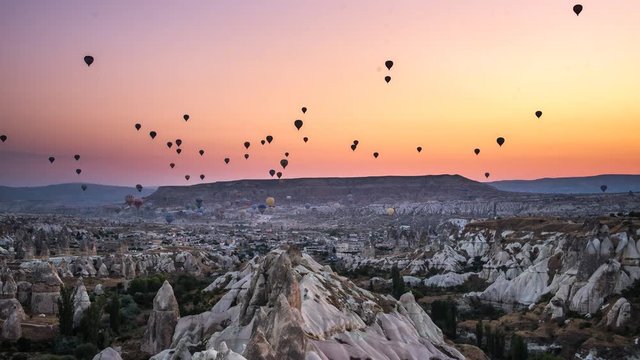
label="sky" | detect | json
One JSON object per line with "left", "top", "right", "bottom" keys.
{"left": 1, "top": 0, "right": 639, "bottom": 187}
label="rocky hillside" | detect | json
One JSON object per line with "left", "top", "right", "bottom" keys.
{"left": 149, "top": 247, "right": 463, "bottom": 360}
{"left": 489, "top": 174, "right": 640, "bottom": 194}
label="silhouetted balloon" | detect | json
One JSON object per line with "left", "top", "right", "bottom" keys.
{"left": 284, "top": 152, "right": 289, "bottom": 157}
{"left": 474, "top": 148, "right": 480, "bottom": 155}
{"left": 280, "top": 159, "right": 288, "bottom": 169}
{"left": 135, "top": 123, "right": 141, "bottom": 131}
{"left": 385, "top": 60, "right": 393, "bottom": 70}
{"left": 167, "top": 142, "right": 173, "bottom": 148}
{"left": 373, "top": 152, "right": 379, "bottom": 158}
{"left": 384, "top": 76, "right": 391, "bottom": 83}
{"left": 416, "top": 146, "right": 422, "bottom": 153}
{"left": 301, "top": 107, "right": 307, "bottom": 114}
{"left": 183, "top": 114, "right": 190, "bottom": 121}
{"left": 81, "top": 184, "right": 87, "bottom": 191}
{"left": 276, "top": 172, "right": 282, "bottom": 179}
{"left": 75, "top": 169, "right": 81, "bottom": 175}
{"left": 133, "top": 198, "right": 143, "bottom": 209}
{"left": 294, "top": 119, "right": 303, "bottom": 130}
{"left": 266, "top": 135, "right": 273, "bottom": 144}
{"left": 600, "top": 185, "right": 608, "bottom": 193}
{"left": 149, "top": 131, "right": 157, "bottom": 139}
{"left": 0, "top": 135, "right": 6, "bottom": 143}
{"left": 200, "top": 174, "right": 205, "bottom": 180}
{"left": 269, "top": 169, "right": 276, "bottom": 177}
{"left": 136, "top": 184, "right": 143, "bottom": 192}
{"left": 303, "top": 137, "right": 308, "bottom": 143}
{"left": 244, "top": 141, "right": 250, "bottom": 149}
{"left": 258, "top": 204, "right": 267, "bottom": 214}
{"left": 165, "top": 213, "right": 175, "bottom": 224}
{"left": 176, "top": 139, "right": 182, "bottom": 146}
{"left": 244, "top": 153, "right": 249, "bottom": 159}
{"left": 485, "top": 172, "right": 490, "bottom": 178}
{"left": 535, "top": 111, "right": 542, "bottom": 118}
{"left": 185, "top": 175, "right": 190, "bottom": 181}
{"left": 48, "top": 157, "right": 55, "bottom": 164}
{"left": 74, "top": 154, "right": 80, "bottom": 161}
{"left": 224, "top": 158, "right": 230, "bottom": 164}
{"left": 199, "top": 149, "right": 205, "bottom": 156}
{"left": 170, "top": 163, "right": 175, "bottom": 168}
{"left": 496, "top": 137, "right": 505, "bottom": 147}
{"left": 84, "top": 56, "right": 94, "bottom": 66}
{"left": 353, "top": 140, "right": 359, "bottom": 146}
{"left": 176, "top": 148, "right": 182, "bottom": 154}
{"left": 573, "top": 4, "right": 583, "bottom": 16}
{"left": 351, "top": 144, "right": 357, "bottom": 151}
{"left": 261, "top": 140, "right": 266, "bottom": 145}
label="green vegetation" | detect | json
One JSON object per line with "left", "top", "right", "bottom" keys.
{"left": 391, "top": 264, "right": 405, "bottom": 300}
{"left": 430, "top": 300, "right": 457, "bottom": 339}
{"left": 510, "top": 335, "right": 528, "bottom": 360}
{"left": 57, "top": 286, "right": 75, "bottom": 336}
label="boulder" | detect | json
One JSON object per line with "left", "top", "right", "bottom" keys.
{"left": 605, "top": 298, "right": 631, "bottom": 330}
{"left": 72, "top": 279, "right": 91, "bottom": 328}
{"left": 0, "top": 300, "right": 23, "bottom": 341}
{"left": 92, "top": 347, "right": 123, "bottom": 360}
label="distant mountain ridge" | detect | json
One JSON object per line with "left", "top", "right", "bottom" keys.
{"left": 489, "top": 174, "right": 640, "bottom": 194}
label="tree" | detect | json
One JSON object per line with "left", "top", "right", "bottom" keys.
{"left": 510, "top": 335, "right": 528, "bottom": 360}
{"left": 108, "top": 292, "right": 122, "bottom": 334}
{"left": 475, "top": 319, "right": 484, "bottom": 348}
{"left": 80, "top": 296, "right": 105, "bottom": 346}
{"left": 57, "top": 285, "right": 75, "bottom": 336}
{"left": 391, "top": 264, "right": 405, "bottom": 299}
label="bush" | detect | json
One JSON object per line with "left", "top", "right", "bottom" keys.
{"left": 74, "top": 343, "right": 99, "bottom": 360}
{"left": 16, "top": 338, "right": 31, "bottom": 352}
{"left": 53, "top": 336, "right": 80, "bottom": 355}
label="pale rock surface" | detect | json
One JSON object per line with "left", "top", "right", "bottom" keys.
{"left": 141, "top": 280, "right": 180, "bottom": 355}
{"left": 92, "top": 347, "right": 123, "bottom": 360}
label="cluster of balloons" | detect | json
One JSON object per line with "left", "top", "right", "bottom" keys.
{"left": 385, "top": 60, "right": 393, "bottom": 83}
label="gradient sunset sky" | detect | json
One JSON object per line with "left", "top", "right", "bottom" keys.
{"left": 1, "top": 0, "right": 639, "bottom": 187}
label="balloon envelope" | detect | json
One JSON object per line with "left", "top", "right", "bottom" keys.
{"left": 183, "top": 114, "right": 189, "bottom": 121}
{"left": 485, "top": 172, "right": 490, "bottom": 178}
{"left": 373, "top": 152, "right": 379, "bottom": 158}
{"left": 135, "top": 123, "right": 141, "bottom": 131}
{"left": 386, "top": 207, "right": 395, "bottom": 216}
{"left": 84, "top": 56, "right": 94, "bottom": 66}
{"left": 535, "top": 111, "right": 542, "bottom": 118}
{"left": 351, "top": 144, "right": 357, "bottom": 151}
{"left": 573, "top": 4, "right": 583, "bottom": 15}
{"left": 81, "top": 184, "right": 87, "bottom": 191}
{"left": 384, "top": 76, "right": 391, "bottom": 83}
{"left": 176, "top": 139, "right": 182, "bottom": 146}
{"left": 224, "top": 158, "right": 230, "bottom": 164}
{"left": 75, "top": 169, "right": 81, "bottom": 175}
{"left": 244, "top": 153, "right": 249, "bottom": 159}
{"left": 266, "top": 197, "right": 275, "bottom": 207}
{"left": 601, "top": 185, "right": 608, "bottom": 193}
{"left": 136, "top": 184, "right": 143, "bottom": 192}
{"left": 496, "top": 137, "right": 505, "bottom": 146}
{"left": 266, "top": 135, "right": 273, "bottom": 143}
{"left": 294, "top": 119, "right": 303, "bottom": 130}
{"left": 0, "top": 135, "right": 6, "bottom": 142}
{"left": 416, "top": 147, "right": 422, "bottom": 153}
{"left": 301, "top": 107, "right": 307, "bottom": 114}
{"left": 280, "top": 159, "right": 288, "bottom": 169}
{"left": 170, "top": 163, "right": 175, "bottom": 168}
{"left": 303, "top": 137, "right": 308, "bottom": 143}
{"left": 74, "top": 154, "right": 80, "bottom": 161}
{"left": 199, "top": 149, "right": 204, "bottom": 156}
{"left": 474, "top": 148, "right": 480, "bottom": 155}
{"left": 276, "top": 172, "right": 282, "bottom": 179}
{"left": 244, "top": 141, "right": 250, "bottom": 149}
{"left": 167, "top": 142, "right": 173, "bottom": 148}
{"left": 149, "top": 131, "right": 157, "bottom": 139}
{"left": 48, "top": 157, "right": 55, "bottom": 164}
{"left": 269, "top": 169, "right": 276, "bottom": 177}
{"left": 385, "top": 60, "right": 393, "bottom": 70}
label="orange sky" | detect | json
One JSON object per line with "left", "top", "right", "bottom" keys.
{"left": 1, "top": 0, "right": 639, "bottom": 187}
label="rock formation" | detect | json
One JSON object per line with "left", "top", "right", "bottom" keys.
{"left": 141, "top": 280, "right": 180, "bottom": 355}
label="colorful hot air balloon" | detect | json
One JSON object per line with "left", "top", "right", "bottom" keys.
{"left": 600, "top": 185, "right": 608, "bottom": 193}
{"left": 386, "top": 207, "right": 395, "bottom": 216}
{"left": 183, "top": 114, "right": 190, "bottom": 121}
{"left": 0, "top": 135, "right": 6, "bottom": 142}
{"left": 496, "top": 137, "right": 505, "bottom": 147}
{"left": 266, "top": 135, "right": 273, "bottom": 144}
{"left": 276, "top": 172, "right": 283, "bottom": 179}
{"left": 244, "top": 154, "right": 249, "bottom": 159}
{"left": 535, "top": 111, "right": 542, "bottom": 119}
{"left": 135, "top": 123, "right": 141, "bottom": 131}
{"left": 416, "top": 147, "right": 422, "bottom": 153}
{"left": 74, "top": 154, "right": 80, "bottom": 161}
{"left": 373, "top": 152, "right": 379, "bottom": 158}
{"left": 244, "top": 141, "right": 250, "bottom": 149}
{"left": 266, "top": 197, "right": 275, "bottom": 207}
{"left": 133, "top": 198, "right": 143, "bottom": 209}
{"left": 149, "top": 131, "right": 157, "bottom": 139}
{"left": 474, "top": 148, "right": 480, "bottom": 155}
{"left": 48, "top": 157, "right": 55, "bottom": 164}
{"left": 199, "top": 149, "right": 205, "bottom": 156}
{"left": 280, "top": 159, "right": 288, "bottom": 169}
{"left": 385, "top": 60, "right": 394, "bottom": 70}
{"left": 224, "top": 158, "right": 230, "bottom": 164}
{"left": 573, "top": 4, "right": 583, "bottom": 16}
{"left": 84, "top": 55, "right": 94, "bottom": 66}
{"left": 75, "top": 169, "right": 82, "bottom": 175}
{"left": 269, "top": 169, "right": 276, "bottom": 177}
{"left": 294, "top": 119, "right": 303, "bottom": 130}
{"left": 384, "top": 76, "right": 391, "bottom": 83}
{"left": 136, "top": 184, "right": 143, "bottom": 192}
{"left": 176, "top": 139, "right": 182, "bottom": 146}
{"left": 301, "top": 107, "right": 307, "bottom": 114}
{"left": 125, "top": 194, "right": 135, "bottom": 205}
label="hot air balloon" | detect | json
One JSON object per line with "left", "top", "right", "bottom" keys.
{"left": 261, "top": 140, "right": 266, "bottom": 145}
{"left": 125, "top": 194, "right": 135, "bottom": 205}
{"left": 294, "top": 119, "right": 303, "bottom": 130}
{"left": 244, "top": 154, "right": 249, "bottom": 159}
{"left": 266, "top": 197, "right": 275, "bottom": 207}
{"left": 351, "top": 144, "right": 357, "bottom": 151}
{"left": 84, "top": 56, "right": 94, "bottom": 66}
{"left": 269, "top": 169, "right": 276, "bottom": 177}
{"left": 496, "top": 137, "right": 505, "bottom": 147}
{"left": 266, "top": 135, "right": 273, "bottom": 144}
{"left": 176, "top": 139, "right": 182, "bottom": 146}
{"left": 277, "top": 172, "right": 282, "bottom": 179}
{"left": 303, "top": 137, "right": 308, "bottom": 143}
{"left": 136, "top": 184, "right": 143, "bottom": 192}
{"left": 199, "top": 149, "right": 205, "bottom": 156}
{"left": 74, "top": 155, "right": 80, "bottom": 161}
{"left": 258, "top": 204, "right": 267, "bottom": 214}
{"left": 353, "top": 140, "right": 359, "bottom": 146}
{"left": 384, "top": 76, "right": 391, "bottom": 83}
{"left": 48, "top": 157, "right": 55, "bottom": 164}
{"left": 304, "top": 203, "right": 311, "bottom": 209}
{"left": 81, "top": 184, "right": 87, "bottom": 191}
{"left": 135, "top": 123, "right": 141, "bottom": 131}
{"left": 373, "top": 152, "right": 379, "bottom": 158}
{"left": 149, "top": 131, "right": 157, "bottom": 139}
{"left": 301, "top": 107, "right": 307, "bottom": 114}
{"left": 284, "top": 152, "right": 289, "bottom": 157}
{"left": 75, "top": 169, "right": 82, "bottom": 175}
{"left": 170, "top": 163, "right": 175, "bottom": 168}
{"left": 176, "top": 148, "right": 182, "bottom": 154}
{"left": 573, "top": 4, "right": 583, "bottom": 16}
{"left": 386, "top": 207, "right": 395, "bottom": 216}
{"left": 416, "top": 147, "right": 422, "bottom": 153}
{"left": 485, "top": 172, "right": 490, "bottom": 178}
{"left": 165, "top": 213, "right": 175, "bottom": 224}
{"left": 133, "top": 198, "right": 143, "bottom": 209}
{"left": 224, "top": 158, "right": 230, "bottom": 164}
{"left": 474, "top": 148, "right": 480, "bottom": 155}
{"left": 244, "top": 141, "right": 250, "bottom": 149}
{"left": 185, "top": 175, "right": 190, "bottom": 181}
{"left": 183, "top": 114, "right": 190, "bottom": 121}
{"left": 0, "top": 135, "right": 6, "bottom": 142}
{"left": 200, "top": 174, "right": 205, "bottom": 180}
{"left": 385, "top": 60, "right": 393, "bottom": 70}
{"left": 535, "top": 111, "right": 542, "bottom": 119}
{"left": 167, "top": 142, "right": 173, "bottom": 149}
{"left": 600, "top": 185, "right": 608, "bottom": 193}
{"left": 280, "top": 159, "right": 288, "bottom": 169}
